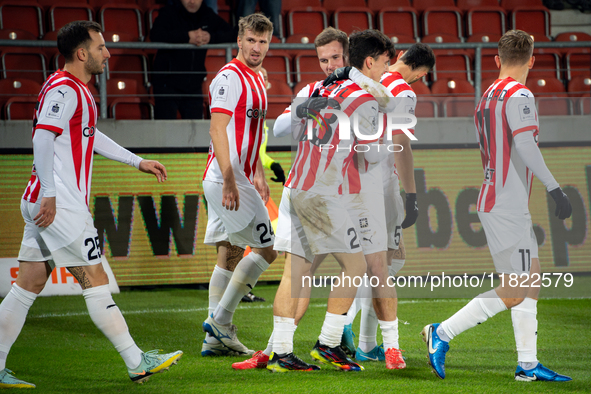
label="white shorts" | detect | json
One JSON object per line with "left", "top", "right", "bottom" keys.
{"left": 291, "top": 189, "right": 361, "bottom": 256}
{"left": 479, "top": 211, "right": 539, "bottom": 275}
{"left": 18, "top": 200, "right": 102, "bottom": 268}
{"left": 274, "top": 187, "right": 314, "bottom": 263}
{"left": 203, "top": 205, "right": 229, "bottom": 246}
{"left": 341, "top": 192, "right": 387, "bottom": 255}
{"left": 202, "top": 180, "right": 274, "bottom": 249}
{"left": 384, "top": 178, "right": 404, "bottom": 251}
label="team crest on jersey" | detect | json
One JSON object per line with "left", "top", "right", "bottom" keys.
{"left": 46, "top": 100, "right": 65, "bottom": 119}
{"left": 215, "top": 85, "right": 229, "bottom": 102}
{"left": 359, "top": 218, "right": 369, "bottom": 228}
{"left": 519, "top": 103, "right": 535, "bottom": 121}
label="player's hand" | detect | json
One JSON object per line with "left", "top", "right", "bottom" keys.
{"left": 222, "top": 180, "right": 240, "bottom": 210}
{"left": 295, "top": 96, "right": 340, "bottom": 119}
{"left": 401, "top": 193, "right": 418, "bottom": 229}
{"left": 34, "top": 196, "right": 56, "bottom": 227}
{"left": 549, "top": 187, "right": 572, "bottom": 219}
{"left": 253, "top": 175, "right": 270, "bottom": 205}
{"left": 139, "top": 160, "right": 167, "bottom": 182}
{"left": 322, "top": 66, "right": 352, "bottom": 87}
{"left": 270, "top": 162, "right": 285, "bottom": 185}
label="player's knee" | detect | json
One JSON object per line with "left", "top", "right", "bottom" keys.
{"left": 505, "top": 297, "right": 525, "bottom": 309}
{"left": 256, "top": 247, "right": 277, "bottom": 264}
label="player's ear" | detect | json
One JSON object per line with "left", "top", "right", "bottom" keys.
{"left": 396, "top": 50, "right": 404, "bottom": 61}
{"left": 76, "top": 46, "right": 87, "bottom": 62}
{"left": 494, "top": 55, "right": 501, "bottom": 69}
{"left": 528, "top": 56, "right": 535, "bottom": 69}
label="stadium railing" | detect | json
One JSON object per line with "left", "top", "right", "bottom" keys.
{"left": 0, "top": 39, "right": 589, "bottom": 119}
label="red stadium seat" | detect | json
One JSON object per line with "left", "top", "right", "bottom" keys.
{"left": 431, "top": 79, "right": 475, "bottom": 96}
{"left": 333, "top": 7, "right": 373, "bottom": 35}
{"left": 465, "top": 6, "right": 506, "bottom": 42}
{"left": 0, "top": 78, "right": 41, "bottom": 120}
{"left": 281, "top": 0, "right": 321, "bottom": 13}
{"left": 480, "top": 49, "right": 499, "bottom": 80}
{"left": 480, "top": 77, "right": 498, "bottom": 94}
{"left": 500, "top": 0, "right": 544, "bottom": 10}
{"left": 567, "top": 76, "right": 591, "bottom": 96}
{"left": 456, "top": 0, "right": 499, "bottom": 11}
{"left": 287, "top": 7, "right": 328, "bottom": 37}
{"left": 0, "top": 1, "right": 44, "bottom": 39}
{"left": 266, "top": 78, "right": 293, "bottom": 119}
{"left": 411, "top": 79, "right": 438, "bottom": 117}
{"left": 441, "top": 97, "right": 476, "bottom": 117}
{"left": 565, "top": 48, "right": 591, "bottom": 80}
{"left": 554, "top": 32, "right": 591, "bottom": 43}
{"left": 1, "top": 49, "right": 48, "bottom": 85}
{"left": 529, "top": 49, "right": 560, "bottom": 80}
{"left": 4, "top": 96, "right": 37, "bottom": 120}
{"left": 264, "top": 50, "right": 292, "bottom": 86}
{"left": 422, "top": 6, "right": 463, "bottom": 41}
{"left": 99, "top": 3, "right": 144, "bottom": 42}
{"left": 146, "top": 4, "right": 163, "bottom": 32}
{"left": 322, "top": 0, "right": 367, "bottom": 13}
{"left": 106, "top": 49, "right": 150, "bottom": 93}
{"left": 294, "top": 52, "right": 325, "bottom": 85}
{"left": 432, "top": 50, "right": 472, "bottom": 81}
{"left": 526, "top": 77, "right": 571, "bottom": 116}
{"left": 377, "top": 7, "right": 419, "bottom": 44}
{"left": 110, "top": 97, "right": 154, "bottom": 120}
{"left": 217, "top": 2, "right": 232, "bottom": 25}
{"left": 412, "top": 0, "right": 455, "bottom": 13}
{"left": 510, "top": 6, "right": 550, "bottom": 40}
{"left": 368, "top": 0, "right": 411, "bottom": 10}
{"left": 47, "top": 3, "right": 94, "bottom": 35}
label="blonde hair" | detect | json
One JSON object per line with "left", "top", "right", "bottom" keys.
{"left": 498, "top": 30, "right": 534, "bottom": 67}
{"left": 238, "top": 13, "right": 273, "bottom": 40}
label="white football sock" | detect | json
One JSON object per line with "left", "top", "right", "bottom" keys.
{"left": 358, "top": 296, "right": 378, "bottom": 352}
{"left": 272, "top": 316, "right": 296, "bottom": 355}
{"left": 440, "top": 289, "right": 507, "bottom": 340}
{"left": 319, "top": 312, "right": 346, "bottom": 348}
{"left": 388, "top": 259, "right": 405, "bottom": 276}
{"left": 208, "top": 265, "right": 232, "bottom": 317}
{"left": 83, "top": 285, "right": 141, "bottom": 368}
{"left": 215, "top": 253, "right": 269, "bottom": 325}
{"left": 0, "top": 284, "right": 36, "bottom": 371}
{"left": 512, "top": 297, "right": 538, "bottom": 364}
{"left": 264, "top": 330, "right": 274, "bottom": 356}
{"left": 379, "top": 319, "right": 399, "bottom": 351}
{"left": 345, "top": 283, "right": 370, "bottom": 325}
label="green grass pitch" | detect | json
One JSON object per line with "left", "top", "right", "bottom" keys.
{"left": 5, "top": 284, "right": 590, "bottom": 393}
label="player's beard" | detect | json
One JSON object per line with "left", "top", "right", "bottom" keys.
{"left": 86, "top": 54, "right": 105, "bottom": 75}
{"left": 244, "top": 52, "right": 263, "bottom": 69}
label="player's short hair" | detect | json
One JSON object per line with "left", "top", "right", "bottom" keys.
{"left": 348, "top": 29, "right": 395, "bottom": 69}
{"left": 401, "top": 43, "right": 435, "bottom": 71}
{"left": 238, "top": 13, "right": 273, "bottom": 40}
{"left": 498, "top": 30, "right": 534, "bottom": 67}
{"left": 314, "top": 27, "right": 349, "bottom": 58}
{"left": 58, "top": 20, "right": 103, "bottom": 62}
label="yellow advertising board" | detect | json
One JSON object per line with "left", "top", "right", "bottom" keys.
{"left": 1, "top": 147, "right": 590, "bottom": 286}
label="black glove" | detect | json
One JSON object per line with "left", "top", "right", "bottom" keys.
{"left": 295, "top": 95, "right": 331, "bottom": 119}
{"left": 322, "top": 66, "right": 352, "bottom": 87}
{"left": 270, "top": 162, "right": 285, "bottom": 185}
{"left": 549, "top": 187, "right": 572, "bottom": 219}
{"left": 401, "top": 193, "right": 418, "bottom": 229}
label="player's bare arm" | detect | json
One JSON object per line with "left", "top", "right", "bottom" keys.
{"left": 209, "top": 112, "right": 239, "bottom": 211}
{"left": 253, "top": 158, "right": 270, "bottom": 205}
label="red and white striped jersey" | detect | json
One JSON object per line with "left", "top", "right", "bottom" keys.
{"left": 280, "top": 80, "right": 323, "bottom": 116}
{"left": 379, "top": 71, "right": 417, "bottom": 180}
{"left": 475, "top": 77, "right": 539, "bottom": 213}
{"left": 22, "top": 70, "right": 98, "bottom": 211}
{"left": 203, "top": 59, "right": 267, "bottom": 186}
{"left": 286, "top": 79, "right": 380, "bottom": 195}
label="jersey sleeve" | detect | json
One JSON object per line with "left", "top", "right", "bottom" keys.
{"left": 391, "top": 90, "right": 417, "bottom": 136}
{"left": 209, "top": 70, "right": 242, "bottom": 117}
{"left": 506, "top": 88, "right": 539, "bottom": 136}
{"left": 354, "top": 97, "right": 380, "bottom": 144}
{"left": 35, "top": 85, "right": 78, "bottom": 135}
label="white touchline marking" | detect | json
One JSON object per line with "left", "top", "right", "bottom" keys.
{"left": 27, "top": 297, "right": 579, "bottom": 319}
